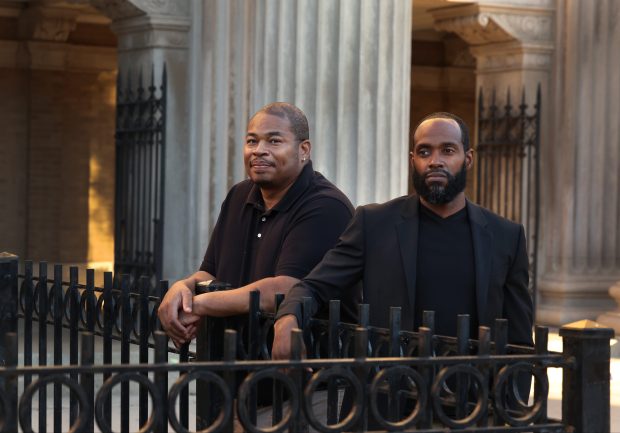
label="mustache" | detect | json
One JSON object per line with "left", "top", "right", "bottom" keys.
{"left": 249, "top": 159, "right": 274, "bottom": 166}
{"left": 423, "top": 169, "right": 451, "bottom": 178}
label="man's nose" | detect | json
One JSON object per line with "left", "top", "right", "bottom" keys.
{"left": 253, "top": 140, "right": 268, "bottom": 154}
{"left": 428, "top": 152, "right": 444, "bottom": 167}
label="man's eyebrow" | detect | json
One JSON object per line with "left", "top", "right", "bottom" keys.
{"left": 414, "top": 141, "right": 460, "bottom": 147}
{"left": 246, "top": 131, "right": 285, "bottom": 136}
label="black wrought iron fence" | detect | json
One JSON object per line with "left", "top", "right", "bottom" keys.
{"left": 0, "top": 256, "right": 613, "bottom": 432}
{"left": 475, "top": 86, "right": 541, "bottom": 313}
{"left": 3, "top": 257, "right": 193, "bottom": 432}
{"left": 114, "top": 66, "right": 167, "bottom": 287}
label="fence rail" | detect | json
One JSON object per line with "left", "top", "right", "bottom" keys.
{"left": 0, "top": 255, "right": 613, "bottom": 432}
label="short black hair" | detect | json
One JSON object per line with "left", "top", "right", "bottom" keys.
{"left": 413, "top": 112, "right": 470, "bottom": 151}
{"left": 253, "top": 102, "right": 309, "bottom": 142}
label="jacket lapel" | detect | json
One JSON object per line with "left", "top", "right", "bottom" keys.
{"left": 467, "top": 201, "right": 492, "bottom": 325}
{"left": 396, "top": 196, "right": 419, "bottom": 313}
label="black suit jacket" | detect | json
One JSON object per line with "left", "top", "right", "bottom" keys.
{"left": 277, "top": 195, "right": 533, "bottom": 346}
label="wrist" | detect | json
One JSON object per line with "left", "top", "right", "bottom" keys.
{"left": 275, "top": 314, "right": 299, "bottom": 331}
{"left": 191, "top": 292, "right": 210, "bottom": 316}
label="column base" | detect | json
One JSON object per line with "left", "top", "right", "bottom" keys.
{"left": 597, "top": 280, "right": 620, "bottom": 334}
{"left": 537, "top": 273, "right": 618, "bottom": 326}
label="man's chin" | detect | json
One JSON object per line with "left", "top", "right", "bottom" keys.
{"left": 425, "top": 180, "right": 447, "bottom": 189}
{"left": 249, "top": 175, "right": 273, "bottom": 187}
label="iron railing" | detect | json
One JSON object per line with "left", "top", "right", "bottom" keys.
{"left": 114, "top": 66, "right": 167, "bottom": 288}
{"left": 10, "top": 259, "right": 192, "bottom": 432}
{"left": 475, "top": 86, "right": 541, "bottom": 314}
{"left": 0, "top": 256, "right": 613, "bottom": 433}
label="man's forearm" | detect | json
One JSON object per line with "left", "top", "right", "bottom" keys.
{"left": 180, "top": 270, "right": 214, "bottom": 293}
{"left": 192, "top": 275, "right": 299, "bottom": 317}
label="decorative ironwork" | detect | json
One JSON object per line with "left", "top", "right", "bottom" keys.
{"left": 1, "top": 259, "right": 613, "bottom": 433}
{"left": 0, "top": 326, "right": 583, "bottom": 433}
{"left": 476, "top": 86, "right": 541, "bottom": 313}
{"left": 114, "top": 66, "right": 167, "bottom": 288}
{"left": 14, "top": 260, "right": 189, "bottom": 432}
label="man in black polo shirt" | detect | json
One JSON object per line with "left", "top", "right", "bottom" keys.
{"left": 158, "top": 102, "right": 356, "bottom": 346}
{"left": 273, "top": 112, "right": 533, "bottom": 356}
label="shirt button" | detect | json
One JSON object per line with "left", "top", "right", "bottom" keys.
{"left": 257, "top": 233, "right": 262, "bottom": 238}
{"left": 261, "top": 217, "right": 266, "bottom": 222}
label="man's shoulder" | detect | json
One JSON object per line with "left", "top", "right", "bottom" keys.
{"left": 468, "top": 201, "right": 523, "bottom": 233}
{"left": 307, "top": 171, "right": 354, "bottom": 211}
{"left": 359, "top": 195, "right": 413, "bottom": 215}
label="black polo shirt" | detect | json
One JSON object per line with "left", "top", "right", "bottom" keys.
{"left": 199, "top": 162, "right": 355, "bottom": 287}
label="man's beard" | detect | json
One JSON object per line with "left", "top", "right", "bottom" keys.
{"left": 412, "top": 162, "right": 467, "bottom": 205}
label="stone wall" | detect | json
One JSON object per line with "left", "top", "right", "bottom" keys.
{"left": 0, "top": 68, "right": 28, "bottom": 257}
{"left": 0, "top": 1, "right": 117, "bottom": 268}
{"left": 26, "top": 69, "right": 116, "bottom": 264}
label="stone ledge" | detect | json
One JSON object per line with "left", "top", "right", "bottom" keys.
{"left": 111, "top": 14, "right": 190, "bottom": 51}
{"left": 431, "top": 3, "right": 554, "bottom": 46}
{"left": 0, "top": 40, "right": 116, "bottom": 71}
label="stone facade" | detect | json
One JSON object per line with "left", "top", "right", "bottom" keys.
{"left": 3, "top": 0, "right": 620, "bottom": 328}
{"left": 84, "top": 0, "right": 412, "bottom": 280}
{"left": 0, "top": 0, "right": 116, "bottom": 270}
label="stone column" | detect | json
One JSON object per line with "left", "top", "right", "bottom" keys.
{"left": 433, "top": 0, "right": 620, "bottom": 325}
{"left": 191, "top": 0, "right": 413, "bottom": 268}
{"left": 91, "top": 0, "right": 193, "bottom": 279}
{"left": 552, "top": 0, "right": 620, "bottom": 330}
{"left": 542, "top": 0, "right": 620, "bottom": 325}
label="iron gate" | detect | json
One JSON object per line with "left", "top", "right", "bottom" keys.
{"left": 114, "top": 66, "right": 167, "bottom": 287}
{"left": 475, "top": 86, "right": 541, "bottom": 313}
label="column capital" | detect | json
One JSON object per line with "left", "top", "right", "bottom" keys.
{"left": 469, "top": 41, "right": 553, "bottom": 73}
{"left": 431, "top": 3, "right": 553, "bottom": 46}
{"left": 110, "top": 14, "right": 190, "bottom": 51}
{"left": 88, "top": 0, "right": 190, "bottom": 52}
{"left": 430, "top": 2, "right": 554, "bottom": 82}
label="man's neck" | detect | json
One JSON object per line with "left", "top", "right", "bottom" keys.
{"left": 419, "top": 193, "right": 466, "bottom": 218}
{"left": 260, "top": 180, "right": 295, "bottom": 210}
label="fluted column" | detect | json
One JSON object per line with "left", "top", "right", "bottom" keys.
{"left": 192, "top": 0, "right": 412, "bottom": 268}
{"left": 545, "top": 0, "right": 620, "bottom": 328}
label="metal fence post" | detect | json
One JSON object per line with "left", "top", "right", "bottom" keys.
{"left": 0, "top": 252, "right": 18, "bottom": 367}
{"left": 559, "top": 320, "right": 614, "bottom": 433}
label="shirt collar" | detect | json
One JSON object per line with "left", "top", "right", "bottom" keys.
{"left": 245, "top": 161, "right": 314, "bottom": 214}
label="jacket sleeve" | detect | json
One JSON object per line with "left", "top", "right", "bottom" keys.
{"left": 275, "top": 206, "right": 366, "bottom": 324}
{"left": 503, "top": 225, "right": 534, "bottom": 346}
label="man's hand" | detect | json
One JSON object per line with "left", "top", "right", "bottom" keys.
{"left": 157, "top": 280, "right": 195, "bottom": 344}
{"left": 172, "top": 310, "right": 202, "bottom": 346}
{"left": 271, "top": 314, "right": 300, "bottom": 360}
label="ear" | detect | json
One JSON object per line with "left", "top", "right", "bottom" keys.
{"left": 300, "top": 140, "right": 311, "bottom": 160}
{"left": 409, "top": 150, "right": 415, "bottom": 168}
{"left": 465, "top": 148, "right": 474, "bottom": 170}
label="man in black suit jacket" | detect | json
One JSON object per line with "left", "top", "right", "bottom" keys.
{"left": 272, "top": 112, "right": 533, "bottom": 357}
